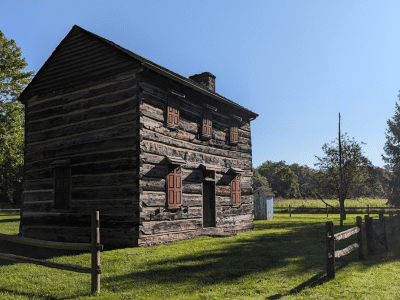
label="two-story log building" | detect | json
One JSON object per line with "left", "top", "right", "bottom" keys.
{"left": 18, "top": 25, "right": 259, "bottom": 247}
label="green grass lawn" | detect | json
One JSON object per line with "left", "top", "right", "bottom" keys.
{"left": 274, "top": 198, "right": 389, "bottom": 209}
{"left": 0, "top": 213, "right": 399, "bottom": 299}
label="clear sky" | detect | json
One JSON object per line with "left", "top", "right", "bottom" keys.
{"left": 2, "top": 1, "right": 400, "bottom": 170}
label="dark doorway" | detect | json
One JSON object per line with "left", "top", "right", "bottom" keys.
{"left": 203, "top": 181, "right": 216, "bottom": 227}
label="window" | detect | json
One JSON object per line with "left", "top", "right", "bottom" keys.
{"left": 202, "top": 110, "right": 212, "bottom": 139}
{"left": 167, "top": 96, "right": 179, "bottom": 126}
{"left": 53, "top": 165, "right": 71, "bottom": 209}
{"left": 167, "top": 165, "right": 182, "bottom": 208}
{"left": 231, "top": 174, "right": 241, "bottom": 206}
{"left": 230, "top": 125, "right": 238, "bottom": 144}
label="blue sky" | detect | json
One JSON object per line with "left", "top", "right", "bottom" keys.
{"left": 2, "top": 1, "right": 400, "bottom": 170}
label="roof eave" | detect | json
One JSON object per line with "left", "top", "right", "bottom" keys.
{"left": 142, "top": 62, "right": 259, "bottom": 121}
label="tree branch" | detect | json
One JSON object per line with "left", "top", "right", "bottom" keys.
{"left": 316, "top": 193, "right": 340, "bottom": 211}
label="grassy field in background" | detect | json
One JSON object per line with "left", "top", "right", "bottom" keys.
{"left": 0, "top": 214, "right": 399, "bottom": 299}
{"left": 274, "top": 198, "right": 389, "bottom": 209}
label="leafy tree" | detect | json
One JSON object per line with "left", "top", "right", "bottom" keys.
{"left": 257, "top": 161, "right": 286, "bottom": 188}
{"left": 289, "top": 163, "right": 318, "bottom": 199}
{"left": 382, "top": 96, "right": 400, "bottom": 206}
{"left": 314, "top": 133, "right": 373, "bottom": 225}
{"left": 252, "top": 169, "right": 271, "bottom": 191}
{"left": 0, "top": 30, "right": 34, "bottom": 203}
{"left": 272, "top": 165, "right": 300, "bottom": 198}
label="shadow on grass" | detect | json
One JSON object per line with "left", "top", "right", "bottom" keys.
{"left": 0, "top": 288, "right": 84, "bottom": 300}
{"left": 102, "top": 215, "right": 400, "bottom": 296}
{"left": 101, "top": 218, "right": 337, "bottom": 291}
{"left": 266, "top": 261, "right": 350, "bottom": 300}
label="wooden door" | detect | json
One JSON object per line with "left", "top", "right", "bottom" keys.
{"left": 203, "top": 181, "right": 215, "bottom": 227}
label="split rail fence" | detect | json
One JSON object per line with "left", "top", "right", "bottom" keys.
{"left": 0, "top": 211, "right": 102, "bottom": 293}
{"left": 326, "top": 216, "right": 364, "bottom": 279}
{"left": 326, "top": 212, "right": 400, "bottom": 279}
{"left": 278, "top": 205, "right": 399, "bottom": 217}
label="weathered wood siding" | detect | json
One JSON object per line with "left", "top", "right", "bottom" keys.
{"left": 138, "top": 71, "right": 254, "bottom": 246}
{"left": 21, "top": 45, "right": 142, "bottom": 248}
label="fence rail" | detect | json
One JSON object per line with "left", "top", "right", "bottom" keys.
{"left": 326, "top": 216, "right": 364, "bottom": 279}
{"left": 0, "top": 211, "right": 102, "bottom": 294}
{"left": 277, "top": 205, "right": 399, "bottom": 217}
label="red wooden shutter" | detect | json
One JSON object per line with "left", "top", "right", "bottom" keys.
{"left": 231, "top": 174, "right": 241, "bottom": 206}
{"left": 167, "top": 96, "right": 179, "bottom": 126}
{"left": 168, "top": 166, "right": 182, "bottom": 208}
{"left": 202, "top": 110, "right": 212, "bottom": 138}
{"left": 230, "top": 126, "right": 238, "bottom": 144}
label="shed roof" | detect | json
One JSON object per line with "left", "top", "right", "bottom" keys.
{"left": 19, "top": 25, "right": 258, "bottom": 121}
{"left": 255, "top": 187, "right": 274, "bottom": 197}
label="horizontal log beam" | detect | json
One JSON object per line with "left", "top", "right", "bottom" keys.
{"left": 27, "top": 111, "right": 139, "bottom": 144}
{"left": 27, "top": 122, "right": 138, "bottom": 153}
{"left": 25, "top": 137, "right": 138, "bottom": 165}
{"left": 27, "top": 94, "right": 138, "bottom": 135}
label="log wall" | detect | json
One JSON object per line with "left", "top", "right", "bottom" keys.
{"left": 138, "top": 71, "right": 254, "bottom": 247}
{"left": 21, "top": 68, "right": 142, "bottom": 248}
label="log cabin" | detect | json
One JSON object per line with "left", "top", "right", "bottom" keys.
{"left": 17, "top": 25, "right": 259, "bottom": 248}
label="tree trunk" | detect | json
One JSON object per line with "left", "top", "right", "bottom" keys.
{"left": 339, "top": 198, "right": 346, "bottom": 226}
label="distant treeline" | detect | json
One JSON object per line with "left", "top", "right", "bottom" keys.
{"left": 253, "top": 160, "right": 390, "bottom": 199}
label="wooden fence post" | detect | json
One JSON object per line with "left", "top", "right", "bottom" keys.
{"left": 379, "top": 212, "right": 389, "bottom": 251}
{"left": 398, "top": 213, "right": 400, "bottom": 230}
{"left": 389, "top": 212, "right": 395, "bottom": 236}
{"left": 326, "top": 221, "right": 335, "bottom": 279}
{"left": 289, "top": 205, "right": 291, "bottom": 217}
{"left": 91, "top": 211, "right": 101, "bottom": 294}
{"left": 365, "top": 215, "right": 376, "bottom": 256}
{"left": 326, "top": 204, "right": 328, "bottom": 218}
{"left": 356, "top": 216, "right": 364, "bottom": 260}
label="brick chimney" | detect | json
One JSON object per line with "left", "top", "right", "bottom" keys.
{"left": 189, "top": 72, "right": 216, "bottom": 92}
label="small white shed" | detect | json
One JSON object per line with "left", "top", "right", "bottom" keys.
{"left": 254, "top": 187, "right": 274, "bottom": 220}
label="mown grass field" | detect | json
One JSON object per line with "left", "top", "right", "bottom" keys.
{"left": 0, "top": 211, "right": 399, "bottom": 299}
{"left": 273, "top": 198, "right": 389, "bottom": 209}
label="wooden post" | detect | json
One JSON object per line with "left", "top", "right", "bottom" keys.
{"left": 91, "top": 211, "right": 101, "bottom": 293}
{"left": 326, "top": 221, "right": 335, "bottom": 279}
{"left": 365, "top": 215, "right": 376, "bottom": 256}
{"left": 390, "top": 212, "right": 395, "bottom": 236}
{"left": 289, "top": 205, "right": 291, "bottom": 217}
{"left": 379, "top": 212, "right": 389, "bottom": 251}
{"left": 326, "top": 204, "right": 328, "bottom": 218}
{"left": 356, "top": 216, "right": 364, "bottom": 260}
{"left": 398, "top": 213, "right": 400, "bottom": 230}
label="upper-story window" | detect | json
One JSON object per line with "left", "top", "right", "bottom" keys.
{"left": 230, "top": 125, "right": 238, "bottom": 144}
{"left": 202, "top": 110, "right": 212, "bottom": 139}
{"left": 167, "top": 96, "right": 180, "bottom": 126}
